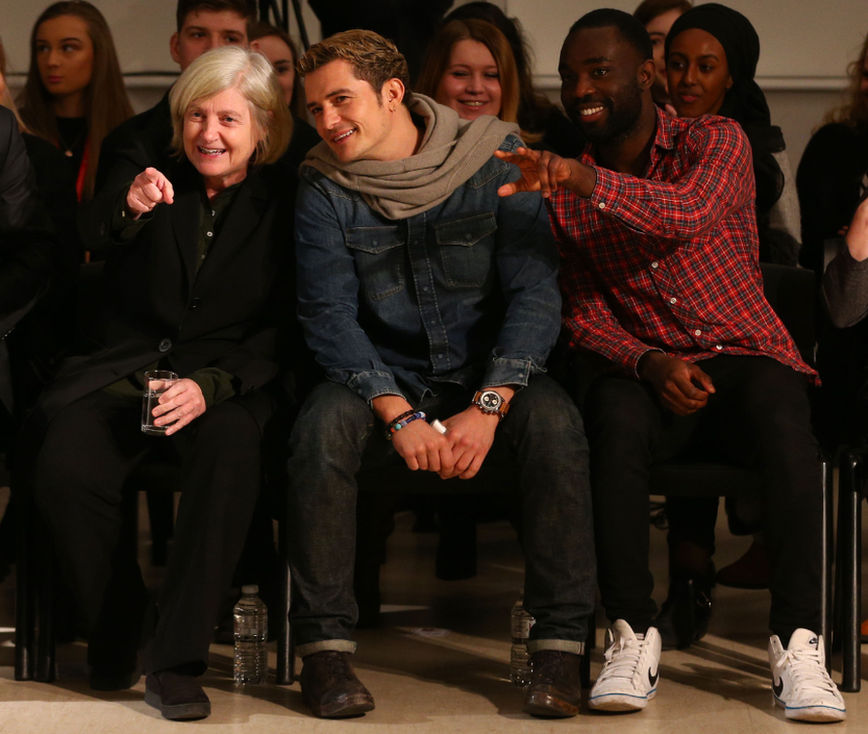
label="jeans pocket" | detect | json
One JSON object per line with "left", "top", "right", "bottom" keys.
{"left": 346, "top": 225, "right": 405, "bottom": 301}
{"left": 435, "top": 212, "right": 497, "bottom": 288}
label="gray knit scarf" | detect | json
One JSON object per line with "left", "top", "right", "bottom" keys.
{"left": 301, "top": 94, "right": 520, "bottom": 220}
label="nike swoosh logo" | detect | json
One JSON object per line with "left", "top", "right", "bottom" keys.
{"left": 649, "top": 668, "right": 659, "bottom": 687}
{"left": 773, "top": 677, "right": 784, "bottom": 697}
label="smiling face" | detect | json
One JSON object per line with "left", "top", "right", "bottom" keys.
{"left": 35, "top": 14, "right": 94, "bottom": 109}
{"left": 171, "top": 10, "right": 248, "bottom": 71}
{"left": 435, "top": 38, "right": 502, "bottom": 121}
{"left": 559, "top": 26, "right": 652, "bottom": 145}
{"left": 183, "top": 86, "right": 262, "bottom": 193}
{"left": 644, "top": 8, "right": 684, "bottom": 105}
{"left": 251, "top": 35, "right": 295, "bottom": 105}
{"left": 305, "top": 59, "right": 404, "bottom": 163}
{"left": 667, "top": 28, "right": 733, "bottom": 118}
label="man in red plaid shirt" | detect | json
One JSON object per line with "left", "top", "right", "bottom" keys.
{"left": 497, "top": 8, "right": 845, "bottom": 724}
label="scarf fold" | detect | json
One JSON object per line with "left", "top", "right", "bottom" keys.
{"left": 302, "top": 94, "right": 520, "bottom": 220}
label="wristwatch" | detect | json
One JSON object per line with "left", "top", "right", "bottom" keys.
{"left": 472, "top": 389, "right": 510, "bottom": 420}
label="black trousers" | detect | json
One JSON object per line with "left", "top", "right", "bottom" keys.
{"left": 584, "top": 355, "right": 822, "bottom": 642}
{"left": 32, "top": 389, "right": 267, "bottom": 675}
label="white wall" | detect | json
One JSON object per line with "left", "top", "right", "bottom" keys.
{"left": 1, "top": 0, "right": 861, "bottom": 169}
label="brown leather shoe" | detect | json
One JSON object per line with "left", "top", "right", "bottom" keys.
{"left": 523, "top": 650, "right": 582, "bottom": 718}
{"left": 300, "top": 651, "right": 375, "bottom": 718}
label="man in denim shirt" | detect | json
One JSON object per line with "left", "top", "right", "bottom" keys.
{"left": 288, "top": 30, "right": 595, "bottom": 720}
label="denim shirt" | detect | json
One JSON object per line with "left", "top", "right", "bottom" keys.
{"left": 294, "top": 134, "right": 561, "bottom": 403}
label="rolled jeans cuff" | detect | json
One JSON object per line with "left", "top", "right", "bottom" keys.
{"left": 527, "top": 638, "right": 585, "bottom": 656}
{"left": 297, "top": 639, "right": 357, "bottom": 658}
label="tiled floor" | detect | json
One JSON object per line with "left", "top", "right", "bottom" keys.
{"left": 1, "top": 488, "right": 866, "bottom": 733}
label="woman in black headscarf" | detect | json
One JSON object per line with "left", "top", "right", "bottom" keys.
{"left": 656, "top": 4, "right": 800, "bottom": 651}
{"left": 666, "top": 3, "right": 800, "bottom": 265}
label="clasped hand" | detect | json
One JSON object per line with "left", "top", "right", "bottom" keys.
{"left": 638, "top": 351, "right": 716, "bottom": 416}
{"left": 151, "top": 378, "right": 207, "bottom": 435}
{"left": 391, "top": 406, "right": 498, "bottom": 480}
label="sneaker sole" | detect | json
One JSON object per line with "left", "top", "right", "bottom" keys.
{"left": 589, "top": 690, "right": 655, "bottom": 712}
{"left": 144, "top": 689, "right": 211, "bottom": 720}
{"left": 775, "top": 697, "right": 846, "bottom": 723}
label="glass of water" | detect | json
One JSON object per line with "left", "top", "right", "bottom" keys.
{"left": 141, "top": 370, "right": 179, "bottom": 435}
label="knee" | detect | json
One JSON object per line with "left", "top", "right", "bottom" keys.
{"left": 289, "top": 382, "right": 374, "bottom": 456}
{"left": 584, "top": 377, "right": 657, "bottom": 450}
{"left": 194, "top": 400, "right": 261, "bottom": 449}
{"left": 510, "top": 376, "right": 585, "bottom": 436}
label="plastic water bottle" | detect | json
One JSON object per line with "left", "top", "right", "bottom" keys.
{"left": 233, "top": 585, "right": 268, "bottom": 685}
{"left": 510, "top": 591, "right": 535, "bottom": 687}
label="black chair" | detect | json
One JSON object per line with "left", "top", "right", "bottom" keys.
{"left": 647, "top": 263, "right": 833, "bottom": 669}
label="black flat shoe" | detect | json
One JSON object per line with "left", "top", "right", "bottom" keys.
{"left": 145, "top": 670, "right": 211, "bottom": 721}
{"left": 655, "top": 577, "right": 713, "bottom": 650}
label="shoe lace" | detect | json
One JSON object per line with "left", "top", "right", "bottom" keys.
{"left": 781, "top": 647, "right": 837, "bottom": 695}
{"left": 599, "top": 635, "right": 645, "bottom": 684}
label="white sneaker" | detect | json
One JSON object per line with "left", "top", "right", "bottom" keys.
{"left": 768, "top": 629, "right": 846, "bottom": 723}
{"left": 589, "top": 620, "right": 661, "bottom": 712}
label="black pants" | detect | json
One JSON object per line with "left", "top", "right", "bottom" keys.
{"left": 32, "top": 389, "right": 267, "bottom": 675}
{"left": 585, "top": 355, "right": 822, "bottom": 642}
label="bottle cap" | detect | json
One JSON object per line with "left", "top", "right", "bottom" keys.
{"left": 241, "top": 584, "right": 259, "bottom": 595}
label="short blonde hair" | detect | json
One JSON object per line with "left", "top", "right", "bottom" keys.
{"left": 170, "top": 45, "right": 291, "bottom": 166}
{"left": 298, "top": 30, "right": 411, "bottom": 106}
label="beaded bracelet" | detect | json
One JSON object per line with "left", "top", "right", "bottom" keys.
{"left": 385, "top": 409, "right": 416, "bottom": 433}
{"left": 386, "top": 410, "right": 427, "bottom": 439}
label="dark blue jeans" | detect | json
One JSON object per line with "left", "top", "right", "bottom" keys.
{"left": 585, "top": 355, "right": 822, "bottom": 642}
{"left": 286, "top": 374, "right": 595, "bottom": 657}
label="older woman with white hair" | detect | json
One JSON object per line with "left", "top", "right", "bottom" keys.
{"left": 29, "top": 46, "right": 294, "bottom": 721}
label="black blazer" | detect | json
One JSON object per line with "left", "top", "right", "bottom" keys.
{"left": 0, "top": 108, "right": 57, "bottom": 421}
{"left": 31, "top": 156, "right": 295, "bottom": 435}
{"left": 79, "top": 94, "right": 174, "bottom": 253}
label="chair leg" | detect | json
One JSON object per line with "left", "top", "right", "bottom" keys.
{"left": 35, "top": 540, "right": 57, "bottom": 683}
{"left": 276, "top": 511, "right": 294, "bottom": 685}
{"left": 14, "top": 492, "right": 35, "bottom": 681}
{"left": 840, "top": 449, "right": 862, "bottom": 693}
{"left": 821, "top": 453, "right": 834, "bottom": 671}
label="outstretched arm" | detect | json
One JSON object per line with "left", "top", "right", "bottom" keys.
{"left": 495, "top": 146, "right": 597, "bottom": 199}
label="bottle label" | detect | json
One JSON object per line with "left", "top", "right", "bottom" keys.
{"left": 511, "top": 616, "right": 534, "bottom": 639}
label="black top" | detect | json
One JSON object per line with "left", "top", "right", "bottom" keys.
{"left": 797, "top": 122, "right": 868, "bottom": 278}
{"left": 55, "top": 115, "right": 88, "bottom": 188}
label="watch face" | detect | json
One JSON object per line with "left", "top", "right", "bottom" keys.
{"left": 479, "top": 391, "right": 502, "bottom": 410}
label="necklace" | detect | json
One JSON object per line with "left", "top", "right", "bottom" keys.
{"left": 56, "top": 122, "right": 87, "bottom": 158}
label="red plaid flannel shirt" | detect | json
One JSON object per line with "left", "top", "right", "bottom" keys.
{"left": 549, "top": 108, "right": 815, "bottom": 382}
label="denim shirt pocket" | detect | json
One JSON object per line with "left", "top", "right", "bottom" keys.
{"left": 435, "top": 212, "right": 497, "bottom": 288}
{"left": 346, "top": 225, "right": 405, "bottom": 301}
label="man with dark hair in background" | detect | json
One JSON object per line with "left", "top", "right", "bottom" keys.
{"left": 497, "top": 8, "right": 845, "bottom": 724}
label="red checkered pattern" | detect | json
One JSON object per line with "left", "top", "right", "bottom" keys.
{"left": 549, "top": 108, "right": 814, "bottom": 381}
